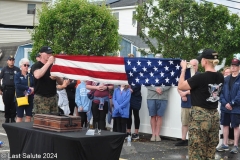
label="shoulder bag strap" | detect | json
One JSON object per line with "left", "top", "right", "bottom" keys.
{"left": 28, "top": 75, "right": 30, "bottom": 87}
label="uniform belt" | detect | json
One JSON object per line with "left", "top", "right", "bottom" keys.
{"left": 192, "top": 106, "right": 217, "bottom": 111}
{"left": 36, "top": 93, "right": 56, "bottom": 98}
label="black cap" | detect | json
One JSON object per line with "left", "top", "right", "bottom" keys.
{"left": 8, "top": 55, "right": 15, "bottom": 60}
{"left": 231, "top": 58, "right": 240, "bottom": 66}
{"left": 36, "top": 53, "right": 40, "bottom": 57}
{"left": 197, "top": 49, "right": 218, "bottom": 61}
{"left": 39, "top": 46, "right": 54, "bottom": 54}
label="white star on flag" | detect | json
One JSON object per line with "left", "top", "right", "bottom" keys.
{"left": 169, "top": 60, "right": 174, "bottom": 65}
{"left": 158, "top": 60, "right": 162, "bottom": 66}
{"left": 160, "top": 71, "right": 164, "bottom": 77}
{"left": 175, "top": 77, "right": 179, "bottom": 82}
{"left": 142, "top": 67, "right": 147, "bottom": 72}
{"left": 145, "top": 78, "right": 149, "bottom": 83}
{"left": 164, "top": 66, "right": 169, "bottom": 71}
{"left": 137, "top": 60, "right": 141, "bottom": 66}
{"left": 132, "top": 66, "right": 137, "bottom": 72}
{"left": 129, "top": 72, "right": 133, "bottom": 77}
{"left": 155, "top": 78, "right": 159, "bottom": 83}
{"left": 147, "top": 60, "right": 152, "bottom": 66}
{"left": 165, "top": 77, "right": 169, "bottom": 83}
{"left": 127, "top": 60, "right": 131, "bottom": 65}
{"left": 150, "top": 72, "right": 154, "bottom": 77}
{"left": 139, "top": 72, "right": 144, "bottom": 77}
{"left": 175, "top": 64, "right": 180, "bottom": 70}
{"left": 153, "top": 66, "right": 158, "bottom": 71}
{"left": 170, "top": 71, "right": 175, "bottom": 76}
{"left": 135, "top": 77, "right": 140, "bottom": 83}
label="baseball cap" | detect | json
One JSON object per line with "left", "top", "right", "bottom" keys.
{"left": 198, "top": 49, "right": 218, "bottom": 60}
{"left": 39, "top": 46, "right": 54, "bottom": 54}
{"left": 231, "top": 58, "right": 240, "bottom": 66}
{"left": 8, "top": 55, "right": 15, "bottom": 60}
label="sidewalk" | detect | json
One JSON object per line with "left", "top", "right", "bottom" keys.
{"left": 120, "top": 134, "right": 240, "bottom": 160}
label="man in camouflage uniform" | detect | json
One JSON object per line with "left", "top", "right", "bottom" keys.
{"left": 178, "top": 49, "right": 224, "bottom": 160}
{"left": 31, "top": 46, "right": 63, "bottom": 114}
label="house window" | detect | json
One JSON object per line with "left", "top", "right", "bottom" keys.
{"left": 27, "top": 4, "right": 36, "bottom": 14}
{"left": 132, "top": 11, "right": 136, "bottom": 26}
{"left": 24, "top": 48, "right": 32, "bottom": 59}
{"left": 113, "top": 12, "right": 119, "bottom": 27}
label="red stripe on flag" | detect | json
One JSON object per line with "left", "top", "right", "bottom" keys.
{"left": 55, "top": 55, "right": 125, "bottom": 65}
{"left": 51, "top": 65, "right": 128, "bottom": 80}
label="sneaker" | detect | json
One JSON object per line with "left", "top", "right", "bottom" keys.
{"left": 126, "top": 132, "right": 131, "bottom": 139}
{"left": 156, "top": 135, "right": 161, "bottom": 142}
{"left": 216, "top": 144, "right": 229, "bottom": 152}
{"left": 132, "top": 133, "right": 139, "bottom": 140}
{"left": 175, "top": 140, "right": 188, "bottom": 146}
{"left": 150, "top": 136, "right": 155, "bottom": 142}
{"left": 230, "top": 146, "right": 239, "bottom": 154}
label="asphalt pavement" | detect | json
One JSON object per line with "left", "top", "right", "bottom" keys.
{"left": 0, "top": 111, "right": 240, "bottom": 160}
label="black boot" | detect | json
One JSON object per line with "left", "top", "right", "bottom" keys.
{"left": 11, "top": 118, "right": 16, "bottom": 123}
{"left": 5, "top": 118, "right": 9, "bottom": 123}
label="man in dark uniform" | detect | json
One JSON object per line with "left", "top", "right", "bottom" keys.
{"left": 0, "top": 55, "right": 20, "bottom": 123}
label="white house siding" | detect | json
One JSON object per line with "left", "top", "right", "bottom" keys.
{"left": 0, "top": 0, "right": 45, "bottom": 26}
{"left": 0, "top": 28, "right": 31, "bottom": 43}
{"left": 112, "top": 6, "right": 137, "bottom": 36}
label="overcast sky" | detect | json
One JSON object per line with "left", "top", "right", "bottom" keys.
{"left": 52, "top": 0, "right": 240, "bottom": 14}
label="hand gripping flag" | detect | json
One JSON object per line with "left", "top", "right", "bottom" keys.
{"left": 50, "top": 55, "right": 191, "bottom": 86}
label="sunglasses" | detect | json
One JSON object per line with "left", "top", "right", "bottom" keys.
{"left": 8, "top": 59, "right": 14, "bottom": 61}
{"left": 23, "top": 64, "right": 30, "bottom": 67}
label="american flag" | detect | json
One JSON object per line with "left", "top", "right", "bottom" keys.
{"left": 50, "top": 55, "right": 191, "bottom": 86}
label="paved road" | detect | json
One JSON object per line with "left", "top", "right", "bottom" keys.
{"left": 0, "top": 111, "right": 240, "bottom": 160}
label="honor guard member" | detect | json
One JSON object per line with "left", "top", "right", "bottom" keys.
{"left": 178, "top": 49, "right": 224, "bottom": 160}
{"left": 31, "top": 46, "right": 63, "bottom": 114}
{"left": 0, "top": 55, "right": 20, "bottom": 123}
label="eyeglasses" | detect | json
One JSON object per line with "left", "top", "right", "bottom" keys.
{"left": 23, "top": 64, "right": 30, "bottom": 67}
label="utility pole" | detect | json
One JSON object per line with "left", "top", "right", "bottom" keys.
{"left": 137, "top": 0, "right": 143, "bottom": 35}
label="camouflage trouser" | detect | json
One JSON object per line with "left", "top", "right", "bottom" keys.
{"left": 189, "top": 106, "right": 219, "bottom": 160}
{"left": 33, "top": 94, "right": 58, "bottom": 114}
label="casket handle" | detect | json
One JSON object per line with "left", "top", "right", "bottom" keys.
{"left": 64, "top": 116, "right": 78, "bottom": 127}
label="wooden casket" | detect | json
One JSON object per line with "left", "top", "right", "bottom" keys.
{"left": 33, "top": 114, "right": 81, "bottom": 132}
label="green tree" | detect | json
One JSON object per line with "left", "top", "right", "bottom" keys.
{"left": 134, "top": 0, "right": 240, "bottom": 61}
{"left": 30, "top": 0, "right": 120, "bottom": 61}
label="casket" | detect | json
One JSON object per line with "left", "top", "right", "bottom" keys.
{"left": 33, "top": 114, "right": 81, "bottom": 132}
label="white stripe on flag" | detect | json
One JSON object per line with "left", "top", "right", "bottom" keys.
{"left": 55, "top": 58, "right": 126, "bottom": 73}
{"left": 50, "top": 72, "right": 129, "bottom": 85}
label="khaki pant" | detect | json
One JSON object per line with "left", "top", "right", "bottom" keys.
{"left": 181, "top": 108, "right": 191, "bottom": 125}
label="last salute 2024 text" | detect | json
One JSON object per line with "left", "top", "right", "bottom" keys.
{"left": 9, "top": 153, "right": 57, "bottom": 159}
